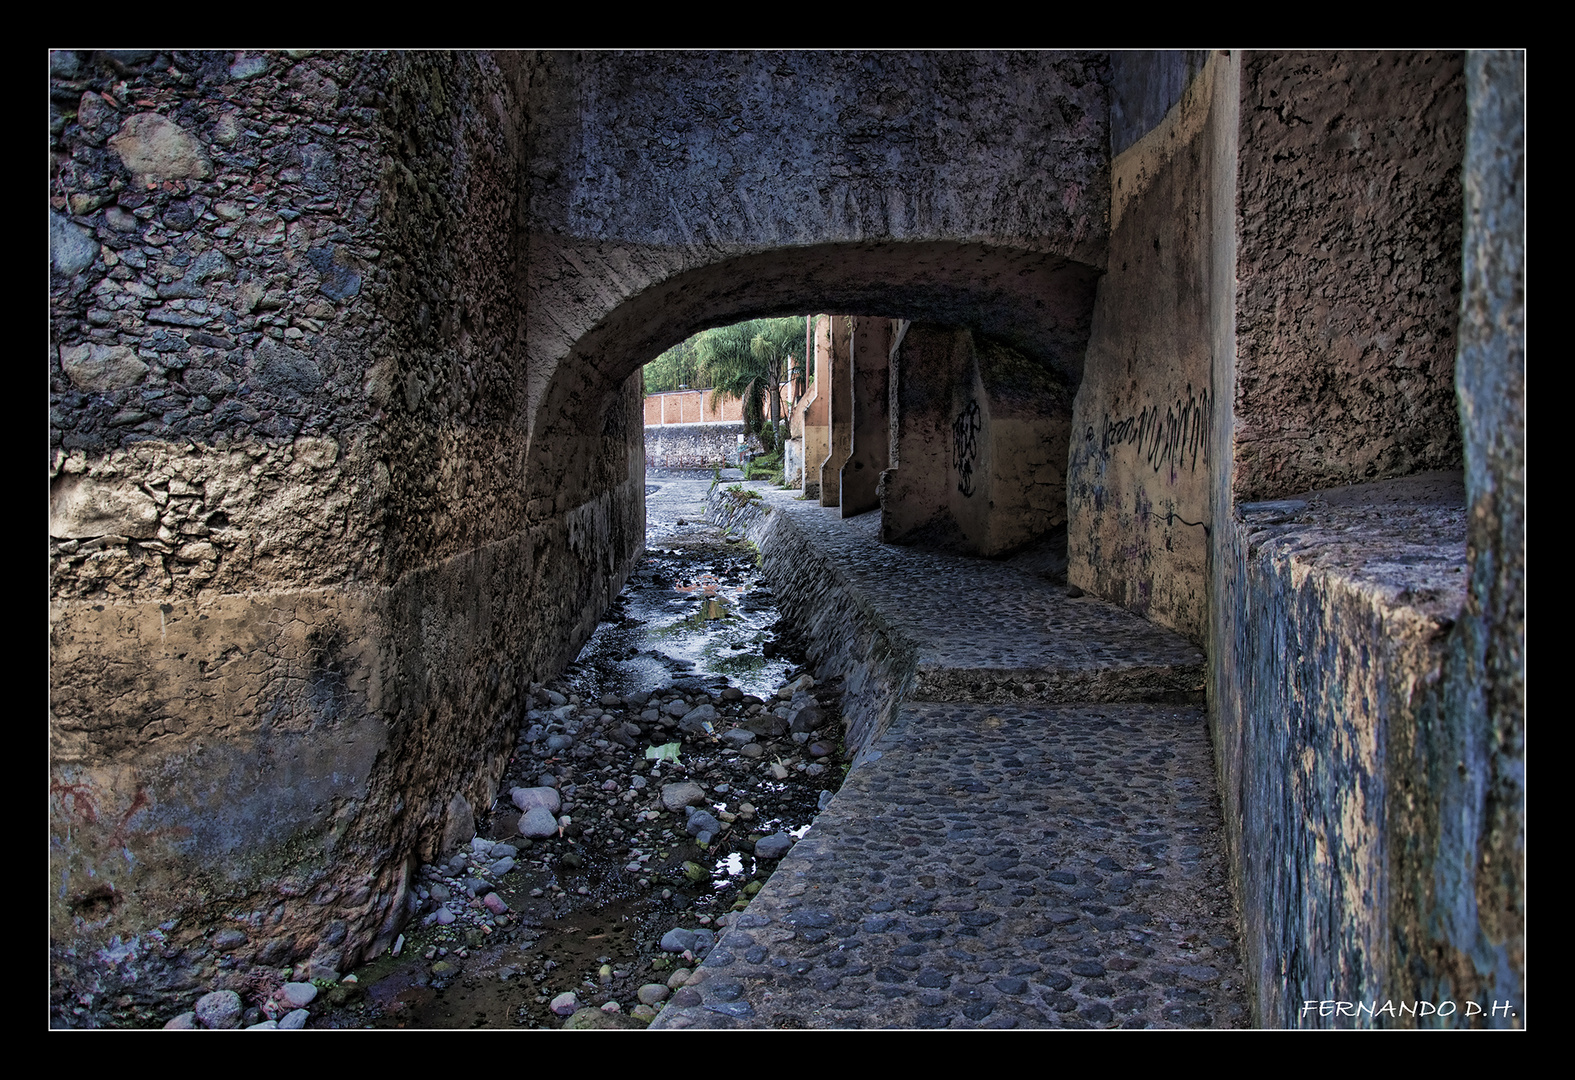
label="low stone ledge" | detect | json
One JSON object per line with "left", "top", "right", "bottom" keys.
{"left": 1217, "top": 471, "right": 1470, "bottom": 1025}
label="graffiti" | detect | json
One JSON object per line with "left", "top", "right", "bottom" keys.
{"left": 50, "top": 781, "right": 100, "bottom": 825}
{"left": 951, "top": 399, "right": 981, "bottom": 497}
{"left": 1101, "top": 386, "right": 1211, "bottom": 475}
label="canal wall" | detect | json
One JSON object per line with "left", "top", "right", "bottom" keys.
{"left": 645, "top": 421, "right": 755, "bottom": 469}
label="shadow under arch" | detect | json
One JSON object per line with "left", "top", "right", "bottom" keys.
{"left": 524, "top": 239, "right": 1102, "bottom": 509}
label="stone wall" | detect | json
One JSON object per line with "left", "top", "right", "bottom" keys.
{"left": 49, "top": 49, "right": 547, "bottom": 1026}
{"left": 644, "top": 421, "right": 752, "bottom": 468}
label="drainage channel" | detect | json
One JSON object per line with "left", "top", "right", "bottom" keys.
{"left": 306, "top": 470, "right": 847, "bottom": 1029}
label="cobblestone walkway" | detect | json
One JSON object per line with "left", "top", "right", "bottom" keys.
{"left": 780, "top": 504, "right": 1206, "bottom": 705}
{"left": 652, "top": 493, "right": 1248, "bottom": 1029}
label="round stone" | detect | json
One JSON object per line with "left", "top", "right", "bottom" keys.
{"left": 194, "top": 989, "right": 243, "bottom": 1030}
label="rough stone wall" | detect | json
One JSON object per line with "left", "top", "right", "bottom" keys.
{"left": 1069, "top": 53, "right": 1218, "bottom": 643}
{"left": 49, "top": 50, "right": 537, "bottom": 1026}
{"left": 1233, "top": 52, "right": 1466, "bottom": 501}
{"left": 1385, "top": 50, "right": 1524, "bottom": 1026}
{"left": 645, "top": 421, "right": 752, "bottom": 468}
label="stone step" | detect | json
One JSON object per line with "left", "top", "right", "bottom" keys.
{"left": 722, "top": 486, "right": 1205, "bottom": 755}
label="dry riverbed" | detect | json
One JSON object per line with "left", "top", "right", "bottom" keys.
{"left": 293, "top": 472, "right": 847, "bottom": 1029}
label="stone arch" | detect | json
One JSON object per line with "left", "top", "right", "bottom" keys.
{"left": 525, "top": 241, "right": 1101, "bottom": 505}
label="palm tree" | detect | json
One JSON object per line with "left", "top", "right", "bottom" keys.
{"left": 693, "top": 317, "right": 803, "bottom": 438}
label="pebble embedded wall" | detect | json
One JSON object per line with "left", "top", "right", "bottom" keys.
{"left": 49, "top": 49, "right": 543, "bottom": 1026}
{"left": 645, "top": 422, "right": 753, "bottom": 468}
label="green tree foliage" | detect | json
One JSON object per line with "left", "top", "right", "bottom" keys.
{"left": 644, "top": 317, "right": 807, "bottom": 436}
{"left": 643, "top": 334, "right": 702, "bottom": 395}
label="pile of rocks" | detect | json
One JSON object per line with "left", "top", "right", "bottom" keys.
{"left": 414, "top": 670, "right": 839, "bottom": 899}
{"left": 163, "top": 979, "right": 335, "bottom": 1030}
{"left": 370, "top": 667, "right": 852, "bottom": 1026}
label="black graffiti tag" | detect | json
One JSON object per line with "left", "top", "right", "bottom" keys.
{"left": 952, "top": 399, "right": 981, "bottom": 497}
{"left": 1101, "top": 386, "right": 1210, "bottom": 475}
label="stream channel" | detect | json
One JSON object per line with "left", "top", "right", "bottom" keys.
{"left": 307, "top": 469, "right": 845, "bottom": 1029}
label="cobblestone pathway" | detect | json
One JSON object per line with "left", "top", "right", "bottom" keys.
{"left": 652, "top": 493, "right": 1248, "bottom": 1029}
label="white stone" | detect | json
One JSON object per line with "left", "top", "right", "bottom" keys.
{"left": 109, "top": 112, "right": 212, "bottom": 182}
{"left": 50, "top": 474, "right": 161, "bottom": 539}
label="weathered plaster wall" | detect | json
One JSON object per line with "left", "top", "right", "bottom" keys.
{"left": 1069, "top": 53, "right": 1217, "bottom": 643}
{"left": 799, "top": 314, "right": 831, "bottom": 499}
{"left": 973, "top": 337, "right": 1075, "bottom": 556}
{"left": 881, "top": 326, "right": 1072, "bottom": 557}
{"left": 879, "top": 324, "right": 969, "bottom": 546}
{"left": 840, "top": 316, "right": 891, "bottom": 516}
{"left": 1233, "top": 51, "right": 1466, "bottom": 501}
{"left": 644, "top": 387, "right": 752, "bottom": 425}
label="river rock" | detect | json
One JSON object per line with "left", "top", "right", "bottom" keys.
{"left": 563, "top": 1006, "right": 646, "bottom": 1029}
{"left": 754, "top": 832, "right": 796, "bottom": 859}
{"left": 550, "top": 991, "right": 580, "bottom": 1016}
{"left": 789, "top": 705, "right": 823, "bottom": 733}
{"left": 661, "top": 782, "right": 706, "bottom": 812}
{"left": 520, "top": 806, "right": 560, "bottom": 838}
{"left": 686, "top": 809, "right": 722, "bottom": 838}
{"left": 661, "top": 928, "right": 698, "bottom": 953}
{"left": 512, "top": 786, "right": 561, "bottom": 814}
{"left": 279, "top": 981, "right": 317, "bottom": 1008}
{"left": 195, "top": 989, "right": 243, "bottom": 1029}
